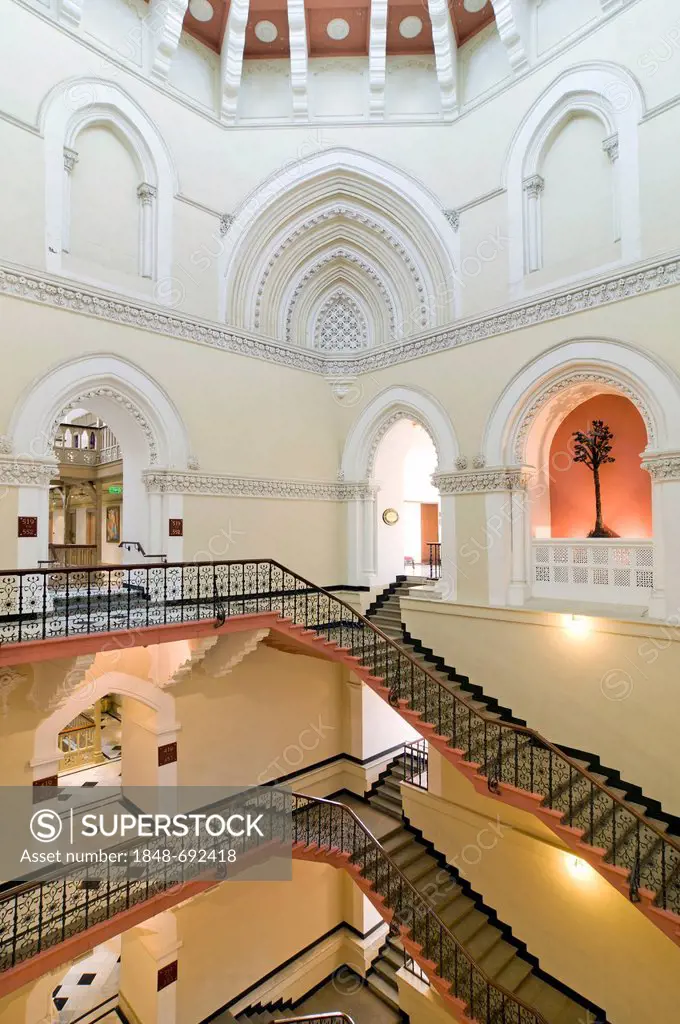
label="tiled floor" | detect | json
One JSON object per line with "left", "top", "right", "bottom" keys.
{"left": 52, "top": 937, "right": 120, "bottom": 1023}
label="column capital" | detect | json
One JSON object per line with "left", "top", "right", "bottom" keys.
{"left": 523, "top": 173, "right": 545, "bottom": 198}
{"left": 641, "top": 451, "right": 680, "bottom": 481}
{"left": 137, "top": 182, "right": 158, "bottom": 205}
{"left": 433, "top": 466, "right": 533, "bottom": 494}
{"left": 63, "top": 147, "right": 79, "bottom": 174}
{"left": 602, "top": 132, "right": 619, "bottom": 163}
{"left": 0, "top": 457, "right": 57, "bottom": 488}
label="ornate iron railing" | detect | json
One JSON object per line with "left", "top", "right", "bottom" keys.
{"left": 0, "top": 790, "right": 549, "bottom": 1024}
{"left": 427, "top": 542, "right": 441, "bottom": 580}
{"left": 400, "top": 739, "right": 428, "bottom": 790}
{"left": 0, "top": 559, "right": 677, "bottom": 920}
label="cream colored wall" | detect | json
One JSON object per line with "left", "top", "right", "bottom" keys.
{"left": 121, "top": 695, "right": 160, "bottom": 788}
{"left": 402, "top": 597, "right": 680, "bottom": 814}
{"left": 402, "top": 752, "right": 680, "bottom": 1024}
{"left": 0, "top": 0, "right": 678, "bottom": 323}
{"left": 172, "top": 861, "right": 350, "bottom": 1022}
{"left": 175, "top": 644, "right": 346, "bottom": 787}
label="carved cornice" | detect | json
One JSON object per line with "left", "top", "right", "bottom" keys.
{"left": 143, "top": 470, "right": 377, "bottom": 501}
{"left": 434, "top": 467, "right": 532, "bottom": 494}
{"left": 0, "top": 254, "right": 678, "bottom": 376}
{"left": 641, "top": 451, "right": 680, "bottom": 481}
{"left": 0, "top": 457, "right": 58, "bottom": 488}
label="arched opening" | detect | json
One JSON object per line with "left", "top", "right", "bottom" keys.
{"left": 341, "top": 386, "right": 458, "bottom": 589}
{"left": 374, "top": 419, "right": 440, "bottom": 583}
{"left": 50, "top": 407, "right": 124, "bottom": 567}
{"left": 10, "top": 355, "right": 190, "bottom": 567}
{"left": 34, "top": 672, "right": 177, "bottom": 789}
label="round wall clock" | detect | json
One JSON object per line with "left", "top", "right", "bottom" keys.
{"left": 382, "top": 508, "right": 399, "bottom": 526}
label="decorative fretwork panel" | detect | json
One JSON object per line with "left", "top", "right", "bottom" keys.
{"left": 532, "top": 540, "right": 654, "bottom": 592}
{"left": 314, "top": 291, "right": 368, "bottom": 351}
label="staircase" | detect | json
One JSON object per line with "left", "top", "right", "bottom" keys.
{"left": 363, "top": 576, "right": 680, "bottom": 940}
{"left": 363, "top": 756, "right": 604, "bottom": 1024}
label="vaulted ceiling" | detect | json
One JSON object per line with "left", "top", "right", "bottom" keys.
{"left": 181, "top": 0, "right": 495, "bottom": 58}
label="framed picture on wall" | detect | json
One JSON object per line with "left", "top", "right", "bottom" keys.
{"left": 106, "top": 505, "right": 120, "bottom": 543}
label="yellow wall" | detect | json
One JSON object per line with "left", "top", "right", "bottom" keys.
{"left": 402, "top": 752, "right": 680, "bottom": 1024}
{"left": 402, "top": 598, "right": 680, "bottom": 814}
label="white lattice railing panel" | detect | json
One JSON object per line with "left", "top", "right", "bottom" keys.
{"left": 532, "top": 539, "right": 654, "bottom": 597}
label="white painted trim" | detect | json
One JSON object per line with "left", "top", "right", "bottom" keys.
{"left": 368, "top": 0, "right": 388, "bottom": 120}
{"left": 504, "top": 62, "right": 644, "bottom": 293}
{"left": 147, "top": 0, "right": 190, "bottom": 81}
{"left": 427, "top": 0, "right": 457, "bottom": 119}
{"left": 41, "top": 78, "right": 176, "bottom": 292}
{"left": 287, "top": 0, "right": 309, "bottom": 121}
{"left": 220, "top": 0, "right": 250, "bottom": 123}
{"left": 33, "top": 671, "right": 177, "bottom": 769}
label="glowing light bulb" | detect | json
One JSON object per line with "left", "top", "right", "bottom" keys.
{"left": 566, "top": 856, "right": 592, "bottom": 881}
{"left": 563, "top": 614, "right": 591, "bottom": 639}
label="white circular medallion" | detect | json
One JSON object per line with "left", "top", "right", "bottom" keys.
{"left": 399, "top": 15, "right": 423, "bottom": 38}
{"left": 254, "top": 19, "right": 278, "bottom": 42}
{"left": 326, "top": 17, "right": 350, "bottom": 40}
{"left": 188, "top": 0, "right": 214, "bottom": 21}
{"left": 463, "top": 0, "right": 488, "bottom": 11}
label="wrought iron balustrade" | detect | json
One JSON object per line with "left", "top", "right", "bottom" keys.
{"left": 427, "top": 542, "right": 441, "bottom": 580}
{"left": 400, "top": 739, "right": 428, "bottom": 790}
{"left": 0, "top": 558, "right": 677, "bottom": 923}
{"left": 0, "top": 789, "right": 548, "bottom": 1024}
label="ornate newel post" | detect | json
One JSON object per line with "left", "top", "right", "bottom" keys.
{"left": 641, "top": 452, "right": 680, "bottom": 619}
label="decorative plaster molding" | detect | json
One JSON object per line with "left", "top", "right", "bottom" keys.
{"left": 54, "top": 387, "right": 159, "bottom": 464}
{"left": 0, "top": 435, "right": 13, "bottom": 455}
{"left": 602, "top": 133, "right": 619, "bottom": 163}
{"left": 454, "top": 456, "right": 468, "bottom": 471}
{"left": 287, "top": 0, "right": 309, "bottom": 120}
{"left": 427, "top": 0, "right": 458, "bottom": 119}
{"left": 490, "top": 0, "right": 530, "bottom": 71}
{"left": 0, "top": 457, "right": 57, "bottom": 488}
{"left": 284, "top": 247, "right": 397, "bottom": 344}
{"left": 434, "top": 467, "right": 532, "bottom": 494}
{"left": 443, "top": 209, "right": 460, "bottom": 232}
{"left": 641, "top": 452, "right": 680, "bottom": 482}
{"left": 219, "top": 213, "right": 235, "bottom": 236}
{"left": 368, "top": 0, "right": 388, "bottom": 119}
{"left": 0, "top": 668, "right": 23, "bottom": 717}
{"left": 367, "top": 408, "right": 440, "bottom": 476}
{"left": 220, "top": 0, "right": 250, "bottom": 123}
{"left": 137, "top": 182, "right": 157, "bottom": 204}
{"left": 523, "top": 174, "right": 545, "bottom": 199}
{"left": 143, "top": 470, "right": 376, "bottom": 501}
{"left": 257, "top": 203, "right": 423, "bottom": 332}
{"left": 148, "top": 0, "right": 189, "bottom": 81}
{"left": 1, "top": 254, "right": 679, "bottom": 376}
{"left": 513, "top": 370, "right": 656, "bottom": 463}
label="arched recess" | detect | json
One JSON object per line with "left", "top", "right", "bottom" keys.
{"left": 341, "top": 386, "right": 459, "bottom": 588}
{"left": 504, "top": 63, "right": 644, "bottom": 292}
{"left": 9, "top": 354, "right": 191, "bottom": 565}
{"left": 482, "top": 339, "right": 680, "bottom": 612}
{"left": 220, "top": 149, "right": 460, "bottom": 342}
{"left": 32, "top": 670, "right": 178, "bottom": 785}
{"left": 41, "top": 78, "right": 176, "bottom": 292}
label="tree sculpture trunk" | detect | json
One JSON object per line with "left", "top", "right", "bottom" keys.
{"left": 593, "top": 464, "right": 603, "bottom": 536}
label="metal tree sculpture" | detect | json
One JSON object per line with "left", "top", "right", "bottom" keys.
{"left": 572, "top": 419, "right": 618, "bottom": 538}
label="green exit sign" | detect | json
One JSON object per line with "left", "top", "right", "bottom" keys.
{"left": 108, "top": 485, "right": 123, "bottom": 495}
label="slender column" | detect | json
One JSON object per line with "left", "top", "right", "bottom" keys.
{"left": 62, "top": 148, "right": 78, "bottom": 254}
{"left": 220, "top": 0, "right": 250, "bottom": 123}
{"left": 508, "top": 487, "right": 531, "bottom": 606}
{"left": 436, "top": 492, "right": 457, "bottom": 600}
{"left": 93, "top": 699, "right": 103, "bottom": 756}
{"left": 137, "top": 182, "right": 158, "bottom": 279}
{"left": 368, "top": 0, "right": 388, "bottom": 120}
{"left": 641, "top": 453, "right": 680, "bottom": 620}
{"left": 603, "top": 133, "right": 621, "bottom": 242}
{"left": 523, "top": 173, "right": 544, "bottom": 274}
{"left": 287, "top": 0, "right": 309, "bottom": 121}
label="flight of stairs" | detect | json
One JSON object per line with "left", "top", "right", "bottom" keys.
{"left": 364, "top": 757, "right": 606, "bottom": 1024}
{"left": 365, "top": 578, "right": 680, "bottom": 923}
